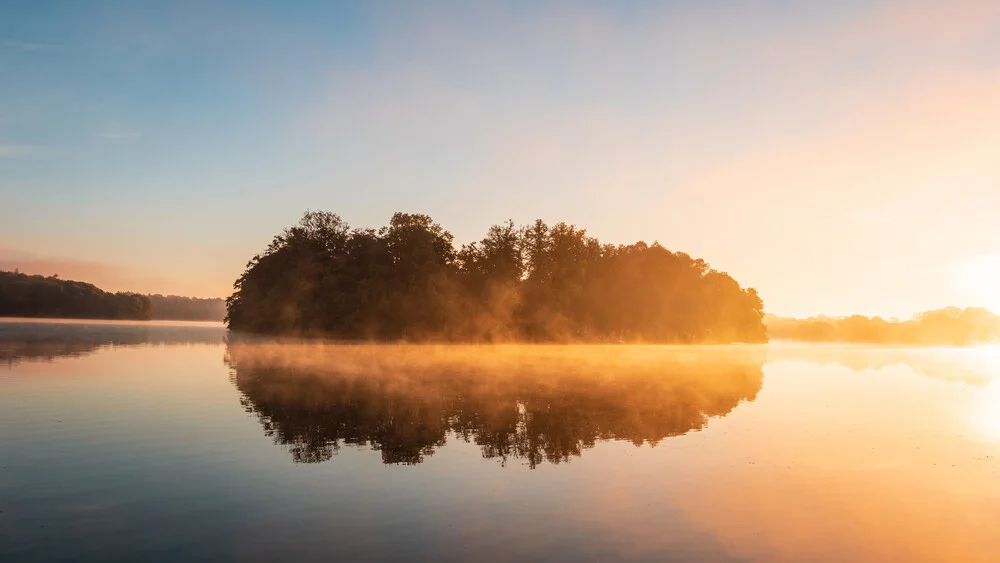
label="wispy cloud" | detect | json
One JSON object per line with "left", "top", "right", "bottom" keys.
{"left": 0, "top": 247, "right": 124, "bottom": 284}
{"left": 307, "top": 0, "right": 1000, "bottom": 319}
{"left": 0, "top": 246, "right": 198, "bottom": 295}
{"left": 95, "top": 129, "right": 140, "bottom": 140}
{"left": 2, "top": 39, "right": 63, "bottom": 52}
{"left": 0, "top": 145, "right": 31, "bottom": 157}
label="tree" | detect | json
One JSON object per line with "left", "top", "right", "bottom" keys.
{"left": 226, "top": 210, "right": 769, "bottom": 343}
{"left": 0, "top": 270, "right": 153, "bottom": 320}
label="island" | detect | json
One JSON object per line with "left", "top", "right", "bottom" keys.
{"left": 225, "top": 211, "right": 768, "bottom": 343}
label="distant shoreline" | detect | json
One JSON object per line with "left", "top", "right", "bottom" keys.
{"left": 765, "top": 308, "right": 1000, "bottom": 347}
{"left": 1, "top": 270, "right": 226, "bottom": 322}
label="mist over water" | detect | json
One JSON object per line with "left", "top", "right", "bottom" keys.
{"left": 1, "top": 320, "right": 999, "bottom": 562}
{"left": 5, "top": 1, "right": 1000, "bottom": 561}
{"left": 227, "top": 342, "right": 764, "bottom": 466}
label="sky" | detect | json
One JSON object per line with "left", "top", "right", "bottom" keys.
{"left": 2, "top": 0, "right": 1000, "bottom": 318}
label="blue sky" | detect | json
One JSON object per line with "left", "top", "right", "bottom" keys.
{"left": 3, "top": 1, "right": 1000, "bottom": 317}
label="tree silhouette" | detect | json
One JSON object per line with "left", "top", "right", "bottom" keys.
{"left": 226, "top": 211, "right": 768, "bottom": 343}
{"left": 0, "top": 270, "right": 152, "bottom": 320}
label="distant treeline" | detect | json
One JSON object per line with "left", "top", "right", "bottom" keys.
{"left": 0, "top": 270, "right": 152, "bottom": 320}
{"left": 0, "top": 270, "right": 226, "bottom": 321}
{"left": 147, "top": 294, "right": 226, "bottom": 321}
{"left": 766, "top": 307, "right": 1000, "bottom": 345}
{"left": 226, "top": 211, "right": 767, "bottom": 343}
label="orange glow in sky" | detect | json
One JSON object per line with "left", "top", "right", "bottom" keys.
{"left": 2, "top": 1, "right": 999, "bottom": 317}
{"left": 956, "top": 255, "right": 1000, "bottom": 316}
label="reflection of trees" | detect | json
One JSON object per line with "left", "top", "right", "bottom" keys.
{"left": 227, "top": 343, "right": 765, "bottom": 467}
{"left": 0, "top": 321, "right": 225, "bottom": 365}
{"left": 767, "top": 344, "right": 1000, "bottom": 386}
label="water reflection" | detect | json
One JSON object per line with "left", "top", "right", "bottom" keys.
{"left": 0, "top": 320, "right": 225, "bottom": 365}
{"left": 226, "top": 343, "right": 765, "bottom": 467}
{"left": 768, "top": 343, "right": 1000, "bottom": 385}
{"left": 3, "top": 323, "right": 999, "bottom": 562}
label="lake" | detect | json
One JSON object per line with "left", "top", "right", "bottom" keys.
{"left": 1, "top": 319, "right": 998, "bottom": 562}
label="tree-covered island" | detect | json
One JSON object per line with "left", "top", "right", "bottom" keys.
{"left": 226, "top": 211, "right": 767, "bottom": 343}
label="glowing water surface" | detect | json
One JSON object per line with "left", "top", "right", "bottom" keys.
{"left": 1, "top": 320, "right": 998, "bottom": 562}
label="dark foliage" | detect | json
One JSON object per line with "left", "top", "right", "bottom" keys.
{"left": 226, "top": 211, "right": 767, "bottom": 343}
{"left": 0, "top": 270, "right": 152, "bottom": 320}
{"left": 147, "top": 294, "right": 226, "bottom": 321}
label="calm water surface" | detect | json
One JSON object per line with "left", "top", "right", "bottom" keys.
{"left": 1, "top": 319, "right": 999, "bottom": 562}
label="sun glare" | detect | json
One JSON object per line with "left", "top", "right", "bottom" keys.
{"left": 972, "top": 381, "right": 1000, "bottom": 442}
{"left": 966, "top": 346, "right": 1000, "bottom": 441}
{"left": 956, "top": 254, "right": 1000, "bottom": 314}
